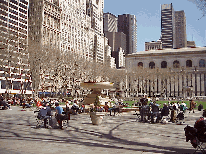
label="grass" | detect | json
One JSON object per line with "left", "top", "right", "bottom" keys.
{"left": 111, "top": 100, "right": 206, "bottom": 110}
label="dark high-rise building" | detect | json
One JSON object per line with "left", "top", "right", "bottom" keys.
{"left": 161, "top": 3, "right": 176, "bottom": 49}
{"left": 118, "top": 14, "right": 137, "bottom": 54}
{"left": 174, "top": 10, "right": 187, "bottom": 48}
{"left": 104, "top": 32, "right": 126, "bottom": 53}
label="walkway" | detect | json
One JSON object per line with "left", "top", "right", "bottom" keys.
{"left": 0, "top": 106, "right": 204, "bottom": 154}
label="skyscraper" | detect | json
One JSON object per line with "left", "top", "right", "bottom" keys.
{"left": 161, "top": 3, "right": 176, "bottom": 49}
{"left": 174, "top": 10, "right": 187, "bottom": 48}
{"left": 104, "top": 32, "right": 126, "bottom": 52}
{"left": 118, "top": 14, "right": 137, "bottom": 54}
{"left": 0, "top": 0, "right": 32, "bottom": 95}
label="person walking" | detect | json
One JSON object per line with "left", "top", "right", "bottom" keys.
{"left": 189, "top": 100, "right": 197, "bottom": 113}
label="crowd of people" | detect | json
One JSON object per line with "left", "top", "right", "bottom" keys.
{"left": 0, "top": 95, "right": 35, "bottom": 109}
{"left": 138, "top": 99, "right": 199, "bottom": 124}
{"left": 0, "top": 94, "right": 204, "bottom": 128}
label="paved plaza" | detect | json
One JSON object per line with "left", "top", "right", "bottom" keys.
{"left": 0, "top": 106, "right": 205, "bottom": 154}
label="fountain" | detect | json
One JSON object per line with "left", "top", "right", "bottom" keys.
{"left": 80, "top": 82, "right": 114, "bottom": 125}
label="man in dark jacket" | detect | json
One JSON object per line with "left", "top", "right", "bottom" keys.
{"left": 161, "top": 103, "right": 169, "bottom": 117}
{"left": 38, "top": 103, "right": 52, "bottom": 128}
{"left": 151, "top": 101, "right": 161, "bottom": 123}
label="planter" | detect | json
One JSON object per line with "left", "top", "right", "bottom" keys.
{"left": 90, "top": 112, "right": 105, "bottom": 125}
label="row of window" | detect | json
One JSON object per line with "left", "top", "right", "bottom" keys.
{"left": 0, "top": 80, "right": 31, "bottom": 90}
{"left": 137, "top": 59, "right": 206, "bottom": 69}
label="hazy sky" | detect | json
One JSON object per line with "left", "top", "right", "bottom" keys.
{"left": 104, "top": 0, "right": 206, "bottom": 52}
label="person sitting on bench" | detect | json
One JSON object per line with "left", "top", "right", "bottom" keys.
{"left": 0, "top": 98, "right": 11, "bottom": 110}
{"left": 38, "top": 103, "right": 52, "bottom": 128}
{"left": 103, "top": 102, "right": 109, "bottom": 112}
{"left": 151, "top": 101, "right": 161, "bottom": 123}
{"left": 161, "top": 103, "right": 169, "bottom": 117}
{"left": 55, "top": 102, "right": 64, "bottom": 129}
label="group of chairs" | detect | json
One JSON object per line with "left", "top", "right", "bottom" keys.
{"left": 34, "top": 108, "right": 70, "bottom": 129}
{"left": 135, "top": 104, "right": 185, "bottom": 124}
{"left": 103, "top": 105, "right": 123, "bottom": 116}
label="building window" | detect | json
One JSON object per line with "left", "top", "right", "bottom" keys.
{"left": 173, "top": 60, "right": 180, "bottom": 68}
{"left": 149, "top": 61, "right": 155, "bottom": 69}
{"left": 186, "top": 60, "right": 192, "bottom": 67}
{"left": 161, "top": 61, "right": 167, "bottom": 68}
{"left": 13, "top": 81, "right": 21, "bottom": 90}
{"left": 1, "top": 80, "right": 6, "bottom": 89}
{"left": 138, "top": 62, "right": 143, "bottom": 67}
{"left": 199, "top": 59, "right": 205, "bottom": 68}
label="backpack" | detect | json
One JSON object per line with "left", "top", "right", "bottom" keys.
{"left": 177, "top": 112, "right": 184, "bottom": 120}
{"left": 194, "top": 118, "right": 206, "bottom": 134}
{"left": 198, "top": 104, "right": 203, "bottom": 111}
{"left": 180, "top": 105, "right": 186, "bottom": 111}
{"left": 37, "top": 112, "right": 42, "bottom": 119}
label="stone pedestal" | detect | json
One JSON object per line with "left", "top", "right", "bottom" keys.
{"left": 90, "top": 112, "right": 105, "bottom": 125}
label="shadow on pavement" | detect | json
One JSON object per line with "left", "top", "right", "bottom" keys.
{"left": 0, "top": 108, "right": 198, "bottom": 154}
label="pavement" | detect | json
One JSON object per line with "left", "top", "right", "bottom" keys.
{"left": 0, "top": 106, "right": 205, "bottom": 154}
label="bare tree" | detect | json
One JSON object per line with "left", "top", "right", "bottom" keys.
{"left": 188, "top": 0, "right": 206, "bottom": 19}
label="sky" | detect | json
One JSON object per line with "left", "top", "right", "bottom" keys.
{"left": 103, "top": 0, "right": 206, "bottom": 52}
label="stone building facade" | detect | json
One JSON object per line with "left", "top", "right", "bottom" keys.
{"left": 29, "top": 0, "right": 108, "bottom": 94}
{"left": 0, "top": 0, "right": 32, "bottom": 95}
{"left": 125, "top": 47, "right": 206, "bottom": 98}
{"left": 29, "top": 0, "right": 105, "bottom": 63}
{"left": 145, "top": 41, "right": 162, "bottom": 51}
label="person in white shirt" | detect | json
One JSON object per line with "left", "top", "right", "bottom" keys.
{"left": 181, "top": 101, "right": 186, "bottom": 107}
{"left": 68, "top": 99, "right": 72, "bottom": 105}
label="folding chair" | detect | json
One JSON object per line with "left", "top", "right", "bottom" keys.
{"left": 140, "top": 106, "right": 150, "bottom": 122}
{"left": 134, "top": 110, "right": 141, "bottom": 122}
{"left": 34, "top": 110, "right": 52, "bottom": 128}
{"left": 176, "top": 111, "right": 185, "bottom": 124}
{"left": 61, "top": 111, "right": 70, "bottom": 129}
{"left": 192, "top": 137, "right": 206, "bottom": 154}
{"left": 115, "top": 107, "right": 123, "bottom": 116}
{"left": 161, "top": 115, "right": 171, "bottom": 123}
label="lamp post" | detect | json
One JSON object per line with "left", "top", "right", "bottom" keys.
{"left": 125, "top": 69, "right": 128, "bottom": 98}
